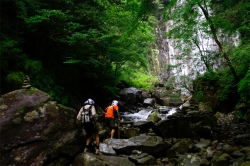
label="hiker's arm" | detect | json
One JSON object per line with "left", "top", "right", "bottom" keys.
{"left": 91, "top": 106, "right": 98, "bottom": 122}
{"left": 76, "top": 108, "right": 82, "bottom": 124}
{"left": 114, "top": 110, "right": 120, "bottom": 120}
{"left": 113, "top": 105, "right": 120, "bottom": 120}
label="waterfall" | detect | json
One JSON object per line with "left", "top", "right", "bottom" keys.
{"left": 153, "top": 1, "right": 239, "bottom": 95}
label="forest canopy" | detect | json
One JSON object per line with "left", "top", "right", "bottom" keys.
{"left": 0, "top": 0, "right": 159, "bottom": 106}
{"left": 1, "top": 0, "right": 249, "bottom": 112}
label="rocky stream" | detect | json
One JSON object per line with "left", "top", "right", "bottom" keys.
{"left": 0, "top": 84, "right": 250, "bottom": 166}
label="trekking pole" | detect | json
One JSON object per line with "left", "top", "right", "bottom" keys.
{"left": 118, "top": 119, "right": 120, "bottom": 139}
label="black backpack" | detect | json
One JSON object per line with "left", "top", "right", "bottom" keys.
{"left": 81, "top": 105, "right": 93, "bottom": 124}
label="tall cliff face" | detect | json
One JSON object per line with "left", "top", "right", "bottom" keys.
{"left": 152, "top": 15, "right": 191, "bottom": 86}
{"left": 155, "top": 20, "right": 171, "bottom": 83}
{"left": 152, "top": 13, "right": 191, "bottom": 86}
{"left": 152, "top": 3, "right": 239, "bottom": 93}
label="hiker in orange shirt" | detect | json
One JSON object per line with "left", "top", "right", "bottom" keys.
{"left": 105, "top": 100, "right": 120, "bottom": 139}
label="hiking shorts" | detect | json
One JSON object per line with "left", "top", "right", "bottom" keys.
{"left": 82, "top": 122, "right": 98, "bottom": 136}
{"left": 105, "top": 118, "right": 116, "bottom": 130}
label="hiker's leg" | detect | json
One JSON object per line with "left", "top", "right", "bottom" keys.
{"left": 110, "top": 118, "right": 116, "bottom": 138}
{"left": 84, "top": 135, "right": 92, "bottom": 152}
{"left": 95, "top": 134, "right": 100, "bottom": 146}
{"left": 86, "top": 135, "right": 92, "bottom": 145}
{"left": 94, "top": 134, "right": 102, "bottom": 154}
{"left": 110, "top": 129, "right": 115, "bottom": 138}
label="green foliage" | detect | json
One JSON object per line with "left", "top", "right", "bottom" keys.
{"left": 176, "top": 75, "right": 194, "bottom": 94}
{"left": 48, "top": 86, "right": 68, "bottom": 105}
{"left": 238, "top": 69, "right": 250, "bottom": 104}
{"left": 235, "top": 109, "right": 247, "bottom": 119}
{"left": 163, "top": 0, "right": 241, "bottom": 80}
{"left": 0, "top": 39, "right": 27, "bottom": 72}
{"left": 30, "top": 70, "right": 69, "bottom": 105}
{"left": 6, "top": 72, "right": 25, "bottom": 86}
{"left": 211, "top": 0, "right": 250, "bottom": 44}
{"left": 26, "top": 89, "right": 37, "bottom": 96}
{"left": 1, "top": 0, "right": 157, "bottom": 106}
{"left": 202, "top": 72, "right": 218, "bottom": 85}
{"left": 194, "top": 89, "right": 205, "bottom": 102}
{"left": 194, "top": 69, "right": 239, "bottom": 106}
{"left": 217, "top": 70, "right": 236, "bottom": 101}
{"left": 17, "top": 106, "right": 25, "bottom": 114}
{"left": 119, "top": 68, "right": 158, "bottom": 91}
{"left": 231, "top": 44, "right": 250, "bottom": 78}
{"left": 102, "top": 86, "right": 119, "bottom": 97}
{"left": 24, "top": 60, "right": 42, "bottom": 73}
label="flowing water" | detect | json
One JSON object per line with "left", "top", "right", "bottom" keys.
{"left": 120, "top": 106, "right": 177, "bottom": 123}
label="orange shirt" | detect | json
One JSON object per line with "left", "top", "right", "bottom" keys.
{"left": 105, "top": 105, "right": 118, "bottom": 119}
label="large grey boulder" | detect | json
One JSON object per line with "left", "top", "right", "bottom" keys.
{"left": 0, "top": 88, "right": 83, "bottom": 165}
{"left": 155, "top": 113, "right": 217, "bottom": 139}
{"left": 101, "top": 135, "right": 168, "bottom": 155}
{"left": 72, "top": 152, "right": 135, "bottom": 166}
{"left": 119, "top": 87, "right": 143, "bottom": 104}
{"left": 128, "top": 153, "right": 157, "bottom": 166}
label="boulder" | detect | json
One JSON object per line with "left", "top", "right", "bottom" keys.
{"left": 102, "top": 135, "right": 168, "bottom": 155}
{"left": 0, "top": 88, "right": 83, "bottom": 165}
{"left": 119, "top": 88, "right": 143, "bottom": 104}
{"left": 128, "top": 153, "right": 157, "bottom": 166}
{"left": 155, "top": 113, "right": 217, "bottom": 138}
{"left": 72, "top": 152, "right": 135, "bottom": 166}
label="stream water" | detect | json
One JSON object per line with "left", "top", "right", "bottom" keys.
{"left": 120, "top": 106, "right": 177, "bottom": 122}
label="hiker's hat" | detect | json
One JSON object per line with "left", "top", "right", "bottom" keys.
{"left": 85, "top": 98, "right": 94, "bottom": 105}
{"left": 112, "top": 100, "right": 118, "bottom": 106}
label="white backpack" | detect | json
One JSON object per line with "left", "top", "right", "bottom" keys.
{"left": 81, "top": 105, "right": 93, "bottom": 123}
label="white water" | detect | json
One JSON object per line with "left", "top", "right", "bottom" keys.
{"left": 121, "top": 107, "right": 177, "bottom": 122}
{"left": 122, "top": 109, "right": 153, "bottom": 122}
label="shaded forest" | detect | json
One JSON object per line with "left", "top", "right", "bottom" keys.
{"left": 1, "top": 0, "right": 159, "bottom": 108}
{"left": 1, "top": 0, "right": 250, "bottom": 114}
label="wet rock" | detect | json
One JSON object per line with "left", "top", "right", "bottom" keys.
{"left": 0, "top": 88, "right": 80, "bottom": 165}
{"left": 155, "top": 113, "right": 216, "bottom": 138}
{"left": 102, "top": 135, "right": 167, "bottom": 155}
{"left": 212, "top": 153, "right": 232, "bottom": 166}
{"left": 233, "top": 134, "right": 250, "bottom": 146}
{"left": 166, "top": 139, "right": 189, "bottom": 158}
{"left": 72, "top": 152, "right": 135, "bottom": 166}
{"left": 195, "top": 138, "right": 211, "bottom": 149}
{"left": 132, "top": 150, "right": 142, "bottom": 154}
{"left": 22, "top": 75, "right": 31, "bottom": 90}
{"left": 222, "top": 144, "right": 234, "bottom": 154}
{"left": 123, "top": 128, "right": 142, "bottom": 138}
{"left": 143, "top": 98, "right": 155, "bottom": 107}
{"left": 99, "top": 142, "right": 117, "bottom": 155}
{"left": 119, "top": 88, "right": 143, "bottom": 104}
{"left": 128, "top": 153, "right": 157, "bottom": 166}
{"left": 231, "top": 151, "right": 244, "bottom": 158}
{"left": 178, "top": 153, "right": 205, "bottom": 166}
{"left": 146, "top": 110, "right": 161, "bottom": 122}
{"left": 241, "top": 161, "right": 250, "bottom": 166}
{"left": 133, "top": 121, "right": 154, "bottom": 133}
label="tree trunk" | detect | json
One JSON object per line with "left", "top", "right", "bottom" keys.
{"left": 197, "top": 3, "right": 239, "bottom": 82}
